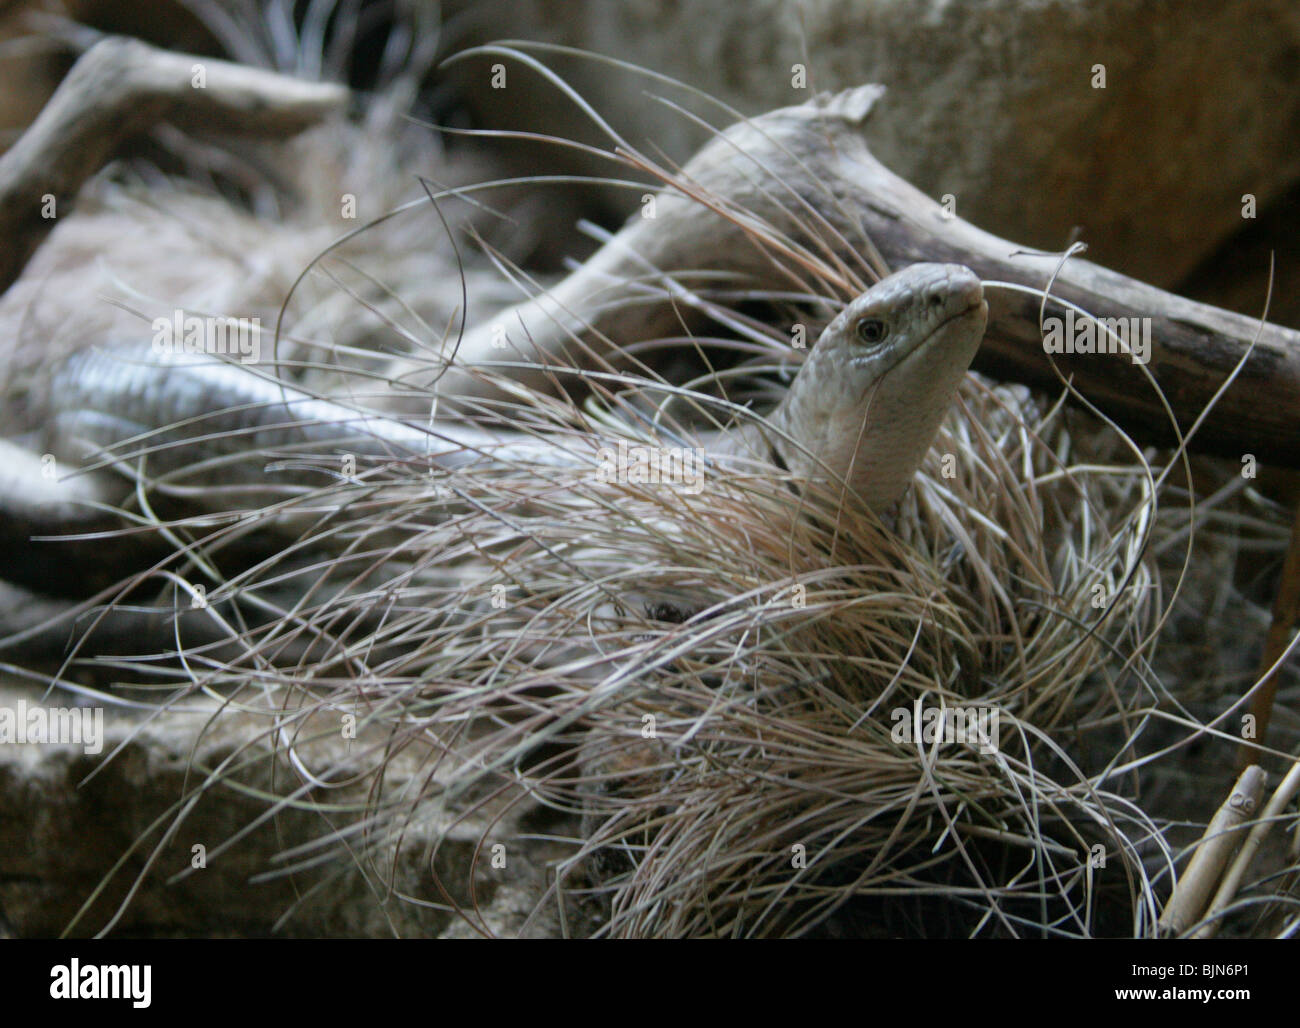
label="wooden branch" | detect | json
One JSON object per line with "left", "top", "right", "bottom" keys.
{"left": 410, "top": 86, "right": 1300, "bottom": 468}
{"left": 1238, "top": 496, "right": 1300, "bottom": 770}
{"left": 1158, "top": 765, "right": 1265, "bottom": 937}
{"left": 0, "top": 35, "right": 347, "bottom": 294}
{"left": 1197, "top": 757, "right": 1300, "bottom": 938}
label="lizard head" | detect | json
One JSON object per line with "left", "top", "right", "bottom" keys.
{"left": 773, "top": 262, "right": 987, "bottom": 511}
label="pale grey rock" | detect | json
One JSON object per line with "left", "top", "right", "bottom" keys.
{"left": 0, "top": 681, "right": 566, "bottom": 937}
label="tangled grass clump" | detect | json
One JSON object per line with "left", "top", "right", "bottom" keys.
{"left": 520, "top": 374, "right": 1166, "bottom": 937}
{"left": 68, "top": 354, "right": 1169, "bottom": 937}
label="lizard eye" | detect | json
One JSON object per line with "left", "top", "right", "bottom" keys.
{"left": 855, "top": 318, "right": 889, "bottom": 346}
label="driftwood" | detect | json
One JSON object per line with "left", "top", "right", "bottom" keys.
{"left": 0, "top": 36, "right": 347, "bottom": 294}
{"left": 4, "top": 43, "right": 1296, "bottom": 465}
{"left": 400, "top": 84, "right": 1300, "bottom": 469}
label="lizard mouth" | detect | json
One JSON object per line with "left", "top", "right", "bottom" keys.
{"left": 926, "top": 297, "right": 988, "bottom": 347}
{"left": 850, "top": 297, "right": 987, "bottom": 369}
{"left": 938, "top": 297, "right": 988, "bottom": 330}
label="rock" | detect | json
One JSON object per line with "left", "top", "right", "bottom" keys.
{"left": 0, "top": 680, "right": 566, "bottom": 937}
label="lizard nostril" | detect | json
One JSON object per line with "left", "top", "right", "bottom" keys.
{"left": 928, "top": 292, "right": 944, "bottom": 308}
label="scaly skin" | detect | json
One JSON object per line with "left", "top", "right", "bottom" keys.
{"left": 44, "top": 346, "right": 576, "bottom": 489}
{"left": 718, "top": 263, "right": 987, "bottom": 510}
{"left": 0, "top": 264, "right": 984, "bottom": 602}
{"left": 38, "top": 264, "right": 984, "bottom": 509}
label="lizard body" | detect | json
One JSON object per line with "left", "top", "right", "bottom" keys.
{"left": 31, "top": 264, "right": 983, "bottom": 519}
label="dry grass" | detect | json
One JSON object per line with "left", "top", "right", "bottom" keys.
{"left": 6, "top": 19, "right": 1298, "bottom": 939}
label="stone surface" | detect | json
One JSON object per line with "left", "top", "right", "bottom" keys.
{"left": 0, "top": 680, "right": 568, "bottom": 937}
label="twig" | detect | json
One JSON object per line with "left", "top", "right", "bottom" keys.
{"left": 1238, "top": 496, "right": 1300, "bottom": 770}
{"left": 1158, "top": 765, "right": 1266, "bottom": 936}
{"left": 1196, "top": 757, "right": 1300, "bottom": 938}
{"left": 0, "top": 35, "right": 347, "bottom": 293}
